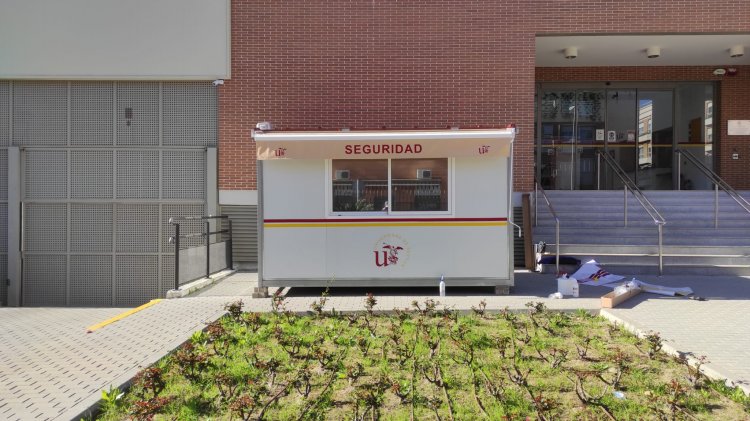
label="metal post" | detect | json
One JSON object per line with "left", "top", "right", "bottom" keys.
{"left": 555, "top": 219, "right": 560, "bottom": 274}
{"left": 624, "top": 185, "right": 628, "bottom": 227}
{"left": 658, "top": 223, "right": 663, "bottom": 276}
{"left": 227, "top": 219, "right": 234, "bottom": 270}
{"left": 715, "top": 184, "right": 719, "bottom": 228}
{"left": 534, "top": 182, "right": 538, "bottom": 226}
{"left": 596, "top": 153, "right": 601, "bottom": 190}
{"left": 676, "top": 150, "right": 681, "bottom": 191}
{"left": 174, "top": 223, "right": 180, "bottom": 290}
{"left": 205, "top": 221, "right": 211, "bottom": 278}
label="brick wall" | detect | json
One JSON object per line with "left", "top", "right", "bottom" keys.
{"left": 219, "top": 1, "right": 750, "bottom": 192}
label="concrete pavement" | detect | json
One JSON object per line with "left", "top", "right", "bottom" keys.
{"left": 0, "top": 270, "right": 747, "bottom": 420}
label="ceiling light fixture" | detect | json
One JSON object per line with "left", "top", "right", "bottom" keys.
{"left": 563, "top": 47, "right": 578, "bottom": 59}
{"left": 730, "top": 45, "right": 744, "bottom": 58}
{"left": 646, "top": 46, "right": 661, "bottom": 58}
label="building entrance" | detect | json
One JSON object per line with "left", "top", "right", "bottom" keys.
{"left": 536, "top": 83, "right": 714, "bottom": 190}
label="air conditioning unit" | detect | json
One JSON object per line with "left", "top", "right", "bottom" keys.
{"left": 335, "top": 170, "right": 350, "bottom": 180}
{"left": 416, "top": 169, "right": 432, "bottom": 179}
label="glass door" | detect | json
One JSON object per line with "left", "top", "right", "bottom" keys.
{"left": 637, "top": 90, "right": 673, "bottom": 189}
{"left": 540, "top": 90, "right": 576, "bottom": 190}
{"left": 603, "top": 89, "right": 637, "bottom": 189}
{"left": 574, "top": 90, "right": 605, "bottom": 190}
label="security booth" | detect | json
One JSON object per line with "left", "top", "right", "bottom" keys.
{"left": 254, "top": 128, "right": 517, "bottom": 294}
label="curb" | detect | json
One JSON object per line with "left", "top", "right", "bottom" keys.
{"left": 165, "top": 269, "right": 237, "bottom": 299}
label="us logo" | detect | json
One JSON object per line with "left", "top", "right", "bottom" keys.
{"left": 373, "top": 234, "right": 410, "bottom": 268}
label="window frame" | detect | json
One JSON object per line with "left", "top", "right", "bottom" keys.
{"left": 326, "top": 158, "right": 454, "bottom": 217}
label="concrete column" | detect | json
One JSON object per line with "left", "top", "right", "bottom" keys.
{"left": 7, "top": 147, "right": 21, "bottom": 306}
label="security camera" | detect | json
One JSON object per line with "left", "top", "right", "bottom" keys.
{"left": 212, "top": 79, "right": 224, "bottom": 86}
{"left": 256, "top": 121, "right": 273, "bottom": 131}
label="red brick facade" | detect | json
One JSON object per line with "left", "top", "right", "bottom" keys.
{"left": 219, "top": 1, "right": 750, "bottom": 192}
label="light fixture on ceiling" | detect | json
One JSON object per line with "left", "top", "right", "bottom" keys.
{"left": 646, "top": 46, "right": 661, "bottom": 58}
{"left": 713, "top": 68, "right": 727, "bottom": 76}
{"left": 729, "top": 45, "right": 744, "bottom": 58}
{"left": 563, "top": 47, "right": 578, "bottom": 59}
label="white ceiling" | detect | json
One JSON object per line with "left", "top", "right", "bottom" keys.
{"left": 536, "top": 34, "right": 750, "bottom": 67}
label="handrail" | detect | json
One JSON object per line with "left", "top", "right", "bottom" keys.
{"left": 596, "top": 150, "right": 666, "bottom": 275}
{"left": 168, "top": 215, "right": 233, "bottom": 291}
{"left": 533, "top": 179, "right": 560, "bottom": 274}
{"left": 675, "top": 148, "right": 750, "bottom": 228}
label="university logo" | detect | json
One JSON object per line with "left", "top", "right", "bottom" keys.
{"left": 274, "top": 147, "right": 287, "bottom": 157}
{"left": 373, "top": 234, "right": 410, "bottom": 268}
{"left": 478, "top": 145, "right": 491, "bottom": 154}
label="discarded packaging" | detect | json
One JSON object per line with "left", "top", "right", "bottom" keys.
{"left": 557, "top": 275, "right": 579, "bottom": 297}
{"left": 548, "top": 292, "right": 563, "bottom": 299}
{"left": 601, "top": 287, "right": 641, "bottom": 308}
{"left": 613, "top": 391, "right": 626, "bottom": 400}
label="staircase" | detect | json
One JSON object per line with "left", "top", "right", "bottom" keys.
{"left": 533, "top": 190, "right": 750, "bottom": 275}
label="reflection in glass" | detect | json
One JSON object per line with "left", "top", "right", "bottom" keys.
{"left": 331, "top": 159, "right": 388, "bottom": 212}
{"left": 391, "top": 159, "right": 448, "bottom": 211}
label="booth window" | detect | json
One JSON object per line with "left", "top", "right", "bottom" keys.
{"left": 331, "top": 158, "right": 449, "bottom": 213}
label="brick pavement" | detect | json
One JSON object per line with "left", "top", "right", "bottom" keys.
{"left": 0, "top": 270, "right": 747, "bottom": 420}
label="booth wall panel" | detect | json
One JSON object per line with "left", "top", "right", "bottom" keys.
{"left": 453, "top": 157, "right": 508, "bottom": 218}
{"left": 263, "top": 160, "right": 327, "bottom": 219}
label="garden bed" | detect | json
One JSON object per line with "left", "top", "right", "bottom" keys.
{"left": 98, "top": 294, "right": 749, "bottom": 420}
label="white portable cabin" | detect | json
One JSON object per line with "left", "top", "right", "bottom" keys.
{"left": 254, "top": 128, "right": 516, "bottom": 292}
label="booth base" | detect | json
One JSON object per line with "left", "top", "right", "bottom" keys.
{"left": 259, "top": 277, "right": 513, "bottom": 294}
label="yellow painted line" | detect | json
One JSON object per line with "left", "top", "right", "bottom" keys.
{"left": 265, "top": 222, "right": 507, "bottom": 228}
{"left": 86, "top": 299, "right": 162, "bottom": 333}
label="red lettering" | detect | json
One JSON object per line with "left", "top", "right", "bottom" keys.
{"left": 414, "top": 144, "right": 422, "bottom": 153}
{"left": 354, "top": 145, "right": 362, "bottom": 154}
{"left": 404, "top": 144, "right": 413, "bottom": 153}
{"left": 345, "top": 145, "right": 352, "bottom": 154}
{"left": 363, "top": 145, "right": 371, "bottom": 154}
{"left": 382, "top": 145, "right": 390, "bottom": 153}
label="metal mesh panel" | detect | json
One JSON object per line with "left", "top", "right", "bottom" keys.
{"left": 12, "top": 82, "right": 68, "bottom": 146}
{"left": 25, "top": 150, "right": 67, "bottom": 199}
{"left": 70, "top": 203, "right": 112, "bottom": 253}
{"left": 115, "top": 255, "right": 158, "bottom": 307}
{"left": 71, "top": 150, "right": 113, "bottom": 199}
{"left": 24, "top": 203, "right": 67, "bottom": 252}
{"left": 71, "top": 82, "right": 114, "bottom": 146}
{"left": 161, "top": 254, "right": 175, "bottom": 296}
{"left": 116, "top": 204, "right": 159, "bottom": 253}
{"left": 116, "top": 82, "right": 159, "bottom": 146}
{"left": 71, "top": 255, "right": 112, "bottom": 306}
{"left": 0, "top": 257, "right": 6, "bottom": 306}
{"left": 23, "top": 255, "right": 67, "bottom": 306}
{"left": 0, "top": 203, "right": 6, "bottom": 253}
{"left": 162, "top": 150, "right": 205, "bottom": 199}
{"left": 162, "top": 204, "right": 205, "bottom": 250}
{"left": 0, "top": 81, "right": 8, "bottom": 146}
{"left": 163, "top": 82, "right": 217, "bottom": 146}
{"left": 116, "top": 150, "right": 159, "bottom": 199}
{"left": 0, "top": 149, "right": 7, "bottom": 200}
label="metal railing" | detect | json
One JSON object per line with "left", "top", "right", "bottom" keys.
{"left": 596, "top": 150, "right": 666, "bottom": 274}
{"left": 533, "top": 178, "right": 560, "bottom": 274}
{"left": 675, "top": 148, "right": 750, "bottom": 228}
{"left": 169, "top": 215, "right": 233, "bottom": 291}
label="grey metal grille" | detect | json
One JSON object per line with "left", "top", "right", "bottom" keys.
{"left": 116, "top": 150, "right": 160, "bottom": 199}
{"left": 116, "top": 82, "right": 159, "bottom": 146}
{"left": 71, "top": 150, "right": 113, "bottom": 199}
{"left": 0, "top": 81, "right": 8, "bottom": 146}
{"left": 116, "top": 204, "right": 159, "bottom": 253}
{"left": 220, "top": 205, "right": 258, "bottom": 265}
{"left": 23, "top": 255, "right": 67, "bottom": 306}
{"left": 0, "top": 149, "right": 7, "bottom": 201}
{"left": 12, "top": 82, "right": 68, "bottom": 146}
{"left": 11, "top": 81, "right": 214, "bottom": 306}
{"left": 163, "top": 82, "right": 217, "bottom": 146}
{"left": 71, "top": 82, "right": 114, "bottom": 146}
{"left": 115, "top": 255, "right": 158, "bottom": 307}
{"left": 24, "top": 203, "right": 67, "bottom": 253}
{"left": 0, "top": 204, "right": 7, "bottom": 254}
{"left": 163, "top": 150, "right": 205, "bottom": 199}
{"left": 160, "top": 254, "right": 174, "bottom": 296}
{"left": 71, "top": 255, "right": 112, "bottom": 306}
{"left": 0, "top": 258, "right": 7, "bottom": 306}
{"left": 25, "top": 150, "right": 67, "bottom": 199}
{"left": 71, "top": 203, "right": 113, "bottom": 253}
